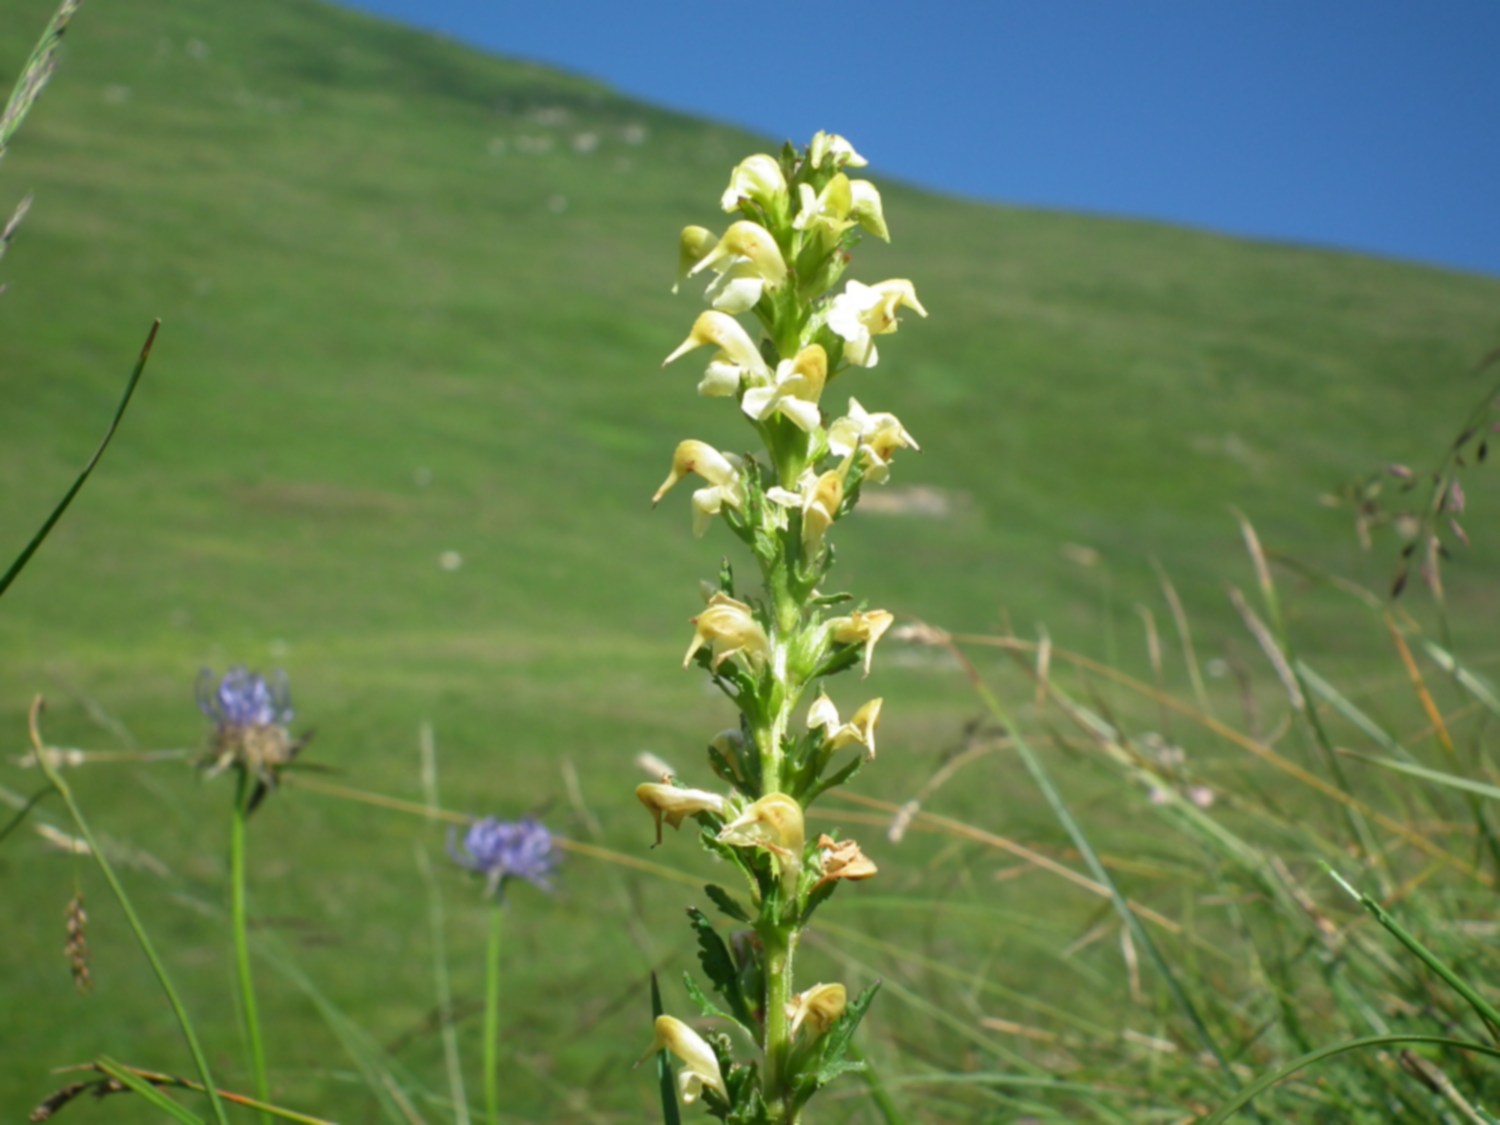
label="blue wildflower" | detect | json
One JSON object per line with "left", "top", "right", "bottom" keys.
{"left": 449, "top": 816, "right": 557, "bottom": 896}
{"left": 197, "top": 666, "right": 293, "bottom": 729}
{"left": 196, "top": 666, "right": 307, "bottom": 811}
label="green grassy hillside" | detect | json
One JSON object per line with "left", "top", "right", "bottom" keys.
{"left": 3, "top": 0, "right": 1499, "bottom": 1119}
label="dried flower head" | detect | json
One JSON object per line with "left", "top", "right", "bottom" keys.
{"left": 814, "top": 833, "right": 878, "bottom": 891}
{"left": 449, "top": 816, "right": 557, "bottom": 897}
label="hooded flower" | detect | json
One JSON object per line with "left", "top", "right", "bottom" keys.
{"left": 687, "top": 221, "right": 790, "bottom": 314}
{"left": 663, "top": 309, "right": 773, "bottom": 397}
{"left": 827, "top": 398, "right": 919, "bottom": 484}
{"left": 673, "top": 225, "right": 719, "bottom": 293}
{"left": 787, "top": 982, "right": 847, "bottom": 1038}
{"left": 652, "top": 440, "right": 746, "bottom": 537}
{"left": 650, "top": 1016, "right": 727, "bottom": 1105}
{"left": 808, "top": 130, "right": 867, "bottom": 170}
{"left": 448, "top": 816, "right": 556, "bottom": 896}
{"left": 808, "top": 693, "right": 883, "bottom": 760}
{"left": 827, "top": 279, "right": 927, "bottom": 368}
{"left": 717, "top": 792, "right": 805, "bottom": 886}
{"left": 684, "top": 592, "right": 771, "bottom": 670}
{"left": 636, "top": 782, "right": 727, "bottom": 845}
{"left": 828, "top": 609, "right": 895, "bottom": 676}
{"left": 741, "top": 344, "right": 827, "bottom": 432}
{"left": 721, "top": 153, "right": 787, "bottom": 214}
{"left": 767, "top": 460, "right": 847, "bottom": 558}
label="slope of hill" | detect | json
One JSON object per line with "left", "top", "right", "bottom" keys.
{"left": 3, "top": 0, "right": 1499, "bottom": 1118}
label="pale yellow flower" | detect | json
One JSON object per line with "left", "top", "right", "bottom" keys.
{"left": 793, "top": 174, "right": 856, "bottom": 242}
{"left": 848, "top": 179, "right": 889, "bottom": 241}
{"left": 740, "top": 343, "right": 827, "bottom": 432}
{"left": 651, "top": 440, "right": 745, "bottom": 537}
{"left": 787, "top": 982, "right": 847, "bottom": 1038}
{"left": 717, "top": 792, "right": 805, "bottom": 884}
{"left": 808, "top": 693, "right": 883, "bottom": 760}
{"left": 663, "top": 309, "right": 772, "bottom": 397}
{"left": 649, "top": 1015, "right": 727, "bottom": 1104}
{"left": 721, "top": 153, "right": 787, "bottom": 213}
{"left": 808, "top": 130, "right": 867, "bottom": 169}
{"left": 673, "top": 225, "right": 718, "bottom": 293}
{"left": 684, "top": 592, "right": 771, "bottom": 670}
{"left": 688, "top": 220, "right": 788, "bottom": 313}
{"left": 827, "top": 279, "right": 927, "bottom": 368}
{"left": 636, "top": 783, "right": 727, "bottom": 845}
{"left": 828, "top": 608, "right": 895, "bottom": 676}
{"left": 827, "top": 398, "right": 920, "bottom": 483}
{"left": 768, "top": 461, "right": 846, "bottom": 557}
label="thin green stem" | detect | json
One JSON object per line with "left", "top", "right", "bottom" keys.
{"left": 230, "top": 770, "right": 272, "bottom": 1125}
{"left": 483, "top": 898, "right": 505, "bottom": 1125}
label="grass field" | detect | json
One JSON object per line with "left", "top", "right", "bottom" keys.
{"left": 4, "top": 0, "right": 1500, "bottom": 1120}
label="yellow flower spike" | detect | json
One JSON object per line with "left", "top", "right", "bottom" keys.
{"left": 740, "top": 343, "right": 828, "bottom": 432}
{"left": 721, "top": 153, "right": 788, "bottom": 213}
{"left": 684, "top": 592, "right": 771, "bottom": 670}
{"left": 689, "top": 220, "right": 789, "bottom": 292}
{"left": 813, "top": 833, "right": 878, "bottom": 890}
{"left": 787, "top": 982, "right": 847, "bottom": 1038}
{"left": 808, "top": 130, "right": 868, "bottom": 169}
{"left": 828, "top": 398, "right": 920, "bottom": 484}
{"left": 829, "top": 608, "right": 895, "bottom": 676}
{"left": 674, "top": 225, "right": 718, "bottom": 293}
{"left": 827, "top": 279, "right": 928, "bottom": 368}
{"left": 649, "top": 1015, "right": 728, "bottom": 1105}
{"left": 848, "top": 179, "right": 889, "bottom": 241}
{"left": 636, "top": 783, "right": 727, "bottom": 845}
{"left": 717, "top": 792, "right": 805, "bottom": 885}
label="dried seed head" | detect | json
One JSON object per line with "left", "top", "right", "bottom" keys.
{"left": 65, "top": 892, "right": 91, "bottom": 995}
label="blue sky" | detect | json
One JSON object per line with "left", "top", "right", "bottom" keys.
{"left": 336, "top": 1, "right": 1500, "bottom": 278}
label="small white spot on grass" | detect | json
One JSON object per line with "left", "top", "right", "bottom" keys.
{"left": 439, "top": 550, "right": 463, "bottom": 572}
{"left": 570, "top": 131, "right": 600, "bottom": 154}
{"left": 546, "top": 194, "right": 568, "bottom": 214}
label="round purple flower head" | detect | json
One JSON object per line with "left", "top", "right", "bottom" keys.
{"left": 449, "top": 816, "right": 556, "bottom": 897}
{"left": 197, "top": 666, "right": 293, "bottom": 729}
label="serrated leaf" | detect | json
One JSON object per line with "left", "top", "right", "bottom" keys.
{"left": 813, "top": 980, "right": 881, "bottom": 1088}
{"left": 705, "top": 883, "right": 751, "bottom": 924}
{"left": 687, "top": 907, "right": 757, "bottom": 1030}
{"left": 683, "top": 971, "right": 739, "bottom": 1026}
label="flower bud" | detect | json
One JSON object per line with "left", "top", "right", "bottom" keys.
{"left": 721, "top": 153, "right": 787, "bottom": 213}
{"left": 787, "top": 982, "right": 847, "bottom": 1038}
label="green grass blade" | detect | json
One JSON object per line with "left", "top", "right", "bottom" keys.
{"left": 1339, "top": 750, "right": 1500, "bottom": 802}
{"left": 1198, "top": 1034, "right": 1500, "bottom": 1124}
{"left": 94, "top": 1057, "right": 205, "bottom": 1124}
{"left": 1422, "top": 640, "right": 1500, "bottom": 718}
{"left": 650, "top": 972, "right": 682, "bottom": 1125}
{"left": 1329, "top": 868, "right": 1500, "bottom": 1035}
{"left": 0, "top": 319, "right": 158, "bottom": 599}
{"left": 0, "top": 0, "right": 80, "bottom": 156}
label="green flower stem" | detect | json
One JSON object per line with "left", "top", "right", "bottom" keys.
{"left": 483, "top": 899, "right": 505, "bottom": 1125}
{"left": 761, "top": 921, "right": 797, "bottom": 1121}
{"left": 230, "top": 770, "right": 272, "bottom": 1125}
